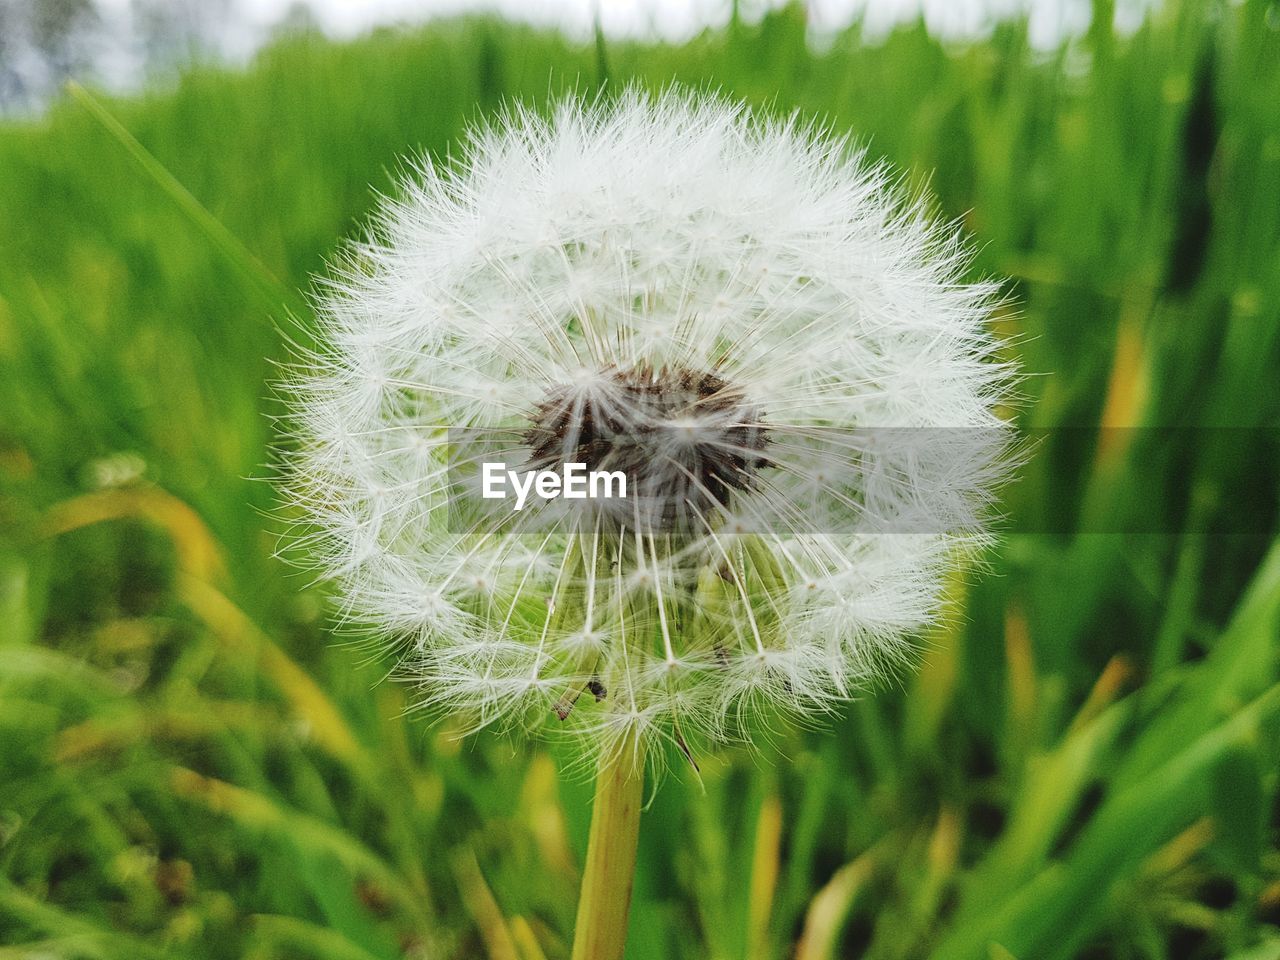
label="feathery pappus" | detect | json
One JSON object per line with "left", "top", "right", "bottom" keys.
{"left": 281, "top": 87, "right": 1015, "bottom": 766}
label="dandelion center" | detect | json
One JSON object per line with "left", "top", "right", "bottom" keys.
{"left": 523, "top": 364, "right": 769, "bottom": 530}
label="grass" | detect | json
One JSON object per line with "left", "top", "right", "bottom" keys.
{"left": 1, "top": 2, "right": 1279, "bottom": 958}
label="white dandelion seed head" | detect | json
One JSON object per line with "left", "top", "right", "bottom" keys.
{"left": 282, "top": 87, "right": 1016, "bottom": 765}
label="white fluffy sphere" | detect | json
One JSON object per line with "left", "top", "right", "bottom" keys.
{"left": 284, "top": 88, "right": 1013, "bottom": 761}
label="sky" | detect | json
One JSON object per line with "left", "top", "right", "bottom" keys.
{"left": 3, "top": 0, "right": 1162, "bottom": 112}
{"left": 92, "top": 0, "right": 1161, "bottom": 55}
{"left": 262, "top": 0, "right": 1162, "bottom": 45}
{"left": 242, "top": 0, "right": 1085, "bottom": 44}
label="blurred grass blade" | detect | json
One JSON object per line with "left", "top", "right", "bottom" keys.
{"left": 43, "top": 486, "right": 225, "bottom": 582}
{"left": 452, "top": 848, "right": 521, "bottom": 960}
{"left": 251, "top": 915, "right": 391, "bottom": 960}
{"left": 794, "top": 850, "right": 877, "bottom": 960}
{"left": 65, "top": 80, "right": 307, "bottom": 320}
{"left": 39, "top": 486, "right": 362, "bottom": 766}
{"left": 1226, "top": 941, "right": 1280, "bottom": 960}
{"left": 0, "top": 881, "right": 169, "bottom": 959}
{"left": 746, "top": 792, "right": 783, "bottom": 960}
{"left": 179, "top": 573, "right": 363, "bottom": 765}
{"left": 170, "top": 767, "right": 430, "bottom": 925}
{"left": 936, "top": 680, "right": 1280, "bottom": 959}
{"left": 593, "top": 3, "right": 610, "bottom": 88}
{"left": 510, "top": 916, "right": 552, "bottom": 960}
{"left": 54, "top": 702, "right": 273, "bottom": 763}
{"left": 1117, "top": 538, "right": 1280, "bottom": 785}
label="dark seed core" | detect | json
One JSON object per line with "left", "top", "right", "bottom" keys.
{"left": 523, "top": 364, "right": 768, "bottom": 530}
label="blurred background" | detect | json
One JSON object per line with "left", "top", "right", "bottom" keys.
{"left": 0, "top": 0, "right": 1168, "bottom": 113}
{"left": 1, "top": 0, "right": 1279, "bottom": 958}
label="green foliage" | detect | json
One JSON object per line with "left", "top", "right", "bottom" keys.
{"left": 2, "top": 3, "right": 1279, "bottom": 958}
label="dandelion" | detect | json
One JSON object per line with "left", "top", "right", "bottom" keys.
{"left": 283, "top": 87, "right": 1013, "bottom": 959}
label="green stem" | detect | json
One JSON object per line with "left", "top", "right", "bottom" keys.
{"left": 571, "top": 734, "right": 645, "bottom": 960}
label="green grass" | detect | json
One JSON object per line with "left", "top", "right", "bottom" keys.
{"left": 2, "top": 3, "right": 1279, "bottom": 958}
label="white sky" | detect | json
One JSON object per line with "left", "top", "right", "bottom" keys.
{"left": 93, "top": 0, "right": 1162, "bottom": 51}
{"left": 235, "top": 0, "right": 1138, "bottom": 47}
{"left": 70, "top": 0, "right": 1162, "bottom": 100}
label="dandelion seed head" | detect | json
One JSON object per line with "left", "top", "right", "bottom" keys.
{"left": 282, "top": 87, "right": 1015, "bottom": 764}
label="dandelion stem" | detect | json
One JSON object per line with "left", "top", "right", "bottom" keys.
{"left": 571, "top": 732, "right": 645, "bottom": 960}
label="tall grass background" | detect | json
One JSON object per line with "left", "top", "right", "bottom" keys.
{"left": 1, "top": 2, "right": 1279, "bottom": 957}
